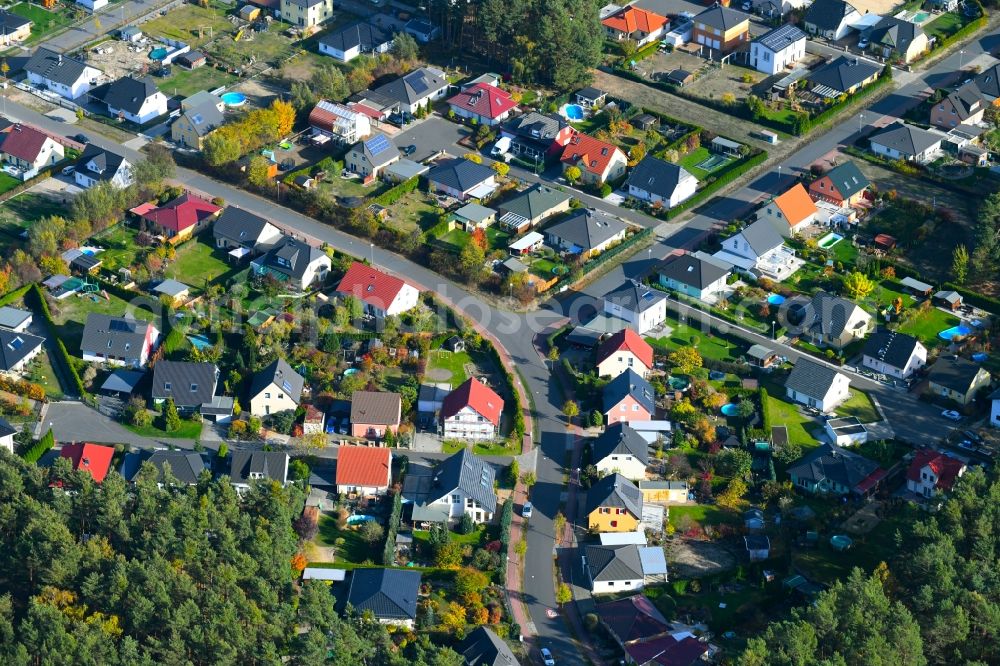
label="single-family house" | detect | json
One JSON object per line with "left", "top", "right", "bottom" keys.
{"left": 0, "top": 307, "right": 31, "bottom": 333}
{"left": 25, "top": 47, "right": 102, "bottom": 100}
{"left": 318, "top": 21, "right": 394, "bottom": 62}
{"left": 785, "top": 357, "right": 851, "bottom": 412}
{"left": 973, "top": 64, "right": 1000, "bottom": 105}
{"left": 625, "top": 633, "right": 708, "bottom": 666}
{"left": 602, "top": 6, "right": 669, "bottom": 46}
{"left": 74, "top": 144, "right": 133, "bottom": 189}
{"left": 799, "top": 291, "right": 873, "bottom": 350}
{"left": 574, "top": 86, "right": 608, "bottom": 109}
{"left": 91, "top": 75, "right": 168, "bottom": 124}
{"left": 345, "top": 568, "right": 421, "bottom": 628}
{"left": 171, "top": 93, "right": 225, "bottom": 149}
{"left": 496, "top": 185, "right": 572, "bottom": 233}
{"left": 869, "top": 121, "right": 945, "bottom": 164}
{"left": 451, "top": 202, "right": 497, "bottom": 231}
{"left": 447, "top": 82, "right": 518, "bottom": 127}
{"left": 862, "top": 328, "right": 926, "bottom": 379}
{"left": 625, "top": 156, "right": 698, "bottom": 209}
{"left": 460, "top": 627, "right": 520, "bottom": 666}
{"left": 807, "top": 55, "right": 881, "bottom": 98}
{"left": 582, "top": 544, "right": 645, "bottom": 593}
{"left": 346, "top": 133, "right": 400, "bottom": 180}
{"left": 335, "top": 261, "right": 420, "bottom": 317}
{"left": 804, "top": 0, "right": 860, "bottom": 40}
{"left": 81, "top": 313, "right": 160, "bottom": 368}
{"left": 403, "top": 448, "right": 498, "bottom": 524}
{"left": 0, "top": 418, "right": 17, "bottom": 454}
{"left": 864, "top": 16, "right": 927, "bottom": 64}
{"left": 0, "top": 124, "right": 64, "bottom": 180}
{"left": 757, "top": 183, "right": 817, "bottom": 237}
{"left": 545, "top": 208, "right": 628, "bottom": 258}
{"left": 426, "top": 158, "right": 497, "bottom": 201}
{"left": 0, "top": 328, "right": 43, "bottom": 374}
{"left": 926, "top": 357, "right": 991, "bottom": 406}
{"left": 335, "top": 445, "right": 392, "bottom": 496}
{"left": 586, "top": 473, "right": 643, "bottom": 532}
{"left": 808, "top": 160, "right": 870, "bottom": 207}
{"left": 592, "top": 423, "right": 649, "bottom": 479}
{"left": 603, "top": 279, "right": 667, "bottom": 335}
{"left": 596, "top": 594, "right": 671, "bottom": 648}
{"left": 691, "top": 3, "right": 750, "bottom": 54}
{"left": 59, "top": 442, "right": 115, "bottom": 483}
{"left": 229, "top": 450, "right": 289, "bottom": 490}
{"left": 213, "top": 207, "right": 283, "bottom": 254}
{"left": 500, "top": 112, "right": 574, "bottom": 163}
{"left": 248, "top": 358, "right": 304, "bottom": 416}
{"left": 356, "top": 67, "right": 449, "bottom": 115}
{"left": 603, "top": 369, "right": 656, "bottom": 425}
{"left": 138, "top": 193, "right": 221, "bottom": 243}
{"left": 120, "top": 449, "right": 209, "bottom": 485}
{"left": 151, "top": 361, "right": 219, "bottom": 412}
{"left": 350, "top": 390, "right": 402, "bottom": 439}
{"left": 712, "top": 219, "right": 794, "bottom": 279}
{"left": 657, "top": 252, "right": 730, "bottom": 303}
{"left": 0, "top": 11, "right": 31, "bottom": 47}
{"left": 404, "top": 17, "right": 440, "bottom": 43}
{"left": 560, "top": 130, "right": 627, "bottom": 185}
{"left": 750, "top": 24, "right": 807, "bottom": 75}
{"left": 440, "top": 377, "right": 504, "bottom": 441}
{"left": 931, "top": 82, "right": 987, "bottom": 130}
{"left": 251, "top": 236, "right": 331, "bottom": 290}
{"left": 596, "top": 328, "right": 654, "bottom": 379}
{"left": 309, "top": 100, "right": 372, "bottom": 145}
{"left": 906, "top": 449, "right": 966, "bottom": 499}
{"left": 281, "top": 0, "right": 333, "bottom": 28}
{"left": 788, "top": 442, "right": 885, "bottom": 496}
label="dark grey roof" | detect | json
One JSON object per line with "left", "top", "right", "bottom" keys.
{"left": 862, "top": 328, "right": 921, "bottom": 370}
{"left": 592, "top": 423, "right": 650, "bottom": 466}
{"left": 77, "top": 144, "right": 129, "bottom": 182}
{"left": 25, "top": 47, "right": 95, "bottom": 87}
{"left": 866, "top": 16, "right": 923, "bottom": 53}
{"left": 823, "top": 161, "right": 869, "bottom": 199}
{"left": 693, "top": 3, "right": 749, "bottom": 30}
{"left": 350, "top": 390, "right": 401, "bottom": 426}
{"left": 498, "top": 184, "right": 571, "bottom": 221}
{"left": 626, "top": 156, "right": 694, "bottom": 200}
{"left": 151, "top": 360, "right": 219, "bottom": 408}
{"left": 0, "top": 11, "right": 30, "bottom": 35}
{"left": 546, "top": 208, "right": 627, "bottom": 252}
{"left": 213, "top": 207, "right": 278, "bottom": 246}
{"left": 425, "top": 448, "right": 498, "bottom": 513}
{"left": 927, "top": 357, "right": 989, "bottom": 394}
{"left": 371, "top": 67, "right": 448, "bottom": 106}
{"left": 0, "top": 306, "right": 31, "bottom": 329}
{"left": 809, "top": 55, "right": 881, "bottom": 94}
{"left": 345, "top": 568, "right": 421, "bottom": 621}
{"left": 319, "top": 21, "right": 393, "bottom": 52}
{"left": 745, "top": 534, "right": 771, "bottom": 550}
{"left": 355, "top": 132, "right": 400, "bottom": 168}
{"left": 179, "top": 99, "right": 225, "bottom": 137}
{"left": 0, "top": 417, "right": 14, "bottom": 440}
{"left": 229, "top": 450, "right": 289, "bottom": 485}
{"left": 502, "top": 112, "right": 568, "bottom": 142}
{"left": 756, "top": 23, "right": 807, "bottom": 51}
{"left": 427, "top": 158, "right": 495, "bottom": 193}
{"left": 658, "top": 253, "right": 729, "bottom": 289}
{"left": 0, "top": 328, "right": 43, "bottom": 371}
{"left": 869, "top": 122, "right": 943, "bottom": 156}
{"left": 586, "top": 473, "right": 643, "bottom": 516}
{"left": 460, "top": 627, "right": 520, "bottom": 666}
{"left": 604, "top": 279, "right": 667, "bottom": 314}
{"left": 787, "top": 442, "right": 880, "bottom": 488}
{"left": 585, "top": 544, "right": 643, "bottom": 582}
{"left": 576, "top": 86, "right": 607, "bottom": 101}
{"left": 803, "top": 291, "right": 869, "bottom": 338}
{"left": 785, "top": 357, "right": 844, "bottom": 400}
{"left": 603, "top": 368, "right": 655, "bottom": 414}
{"left": 120, "top": 449, "right": 208, "bottom": 484}
{"left": 100, "top": 369, "right": 145, "bottom": 394}
{"left": 249, "top": 357, "right": 304, "bottom": 405}
{"left": 974, "top": 63, "right": 1000, "bottom": 99}
{"left": 738, "top": 219, "right": 784, "bottom": 256}
{"left": 943, "top": 82, "right": 986, "bottom": 121}
{"left": 81, "top": 313, "right": 155, "bottom": 363}
{"left": 254, "top": 236, "right": 326, "bottom": 282}
{"left": 805, "top": 0, "right": 859, "bottom": 31}
{"left": 92, "top": 75, "right": 161, "bottom": 115}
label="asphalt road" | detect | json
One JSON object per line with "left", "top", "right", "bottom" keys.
{"left": 39, "top": 0, "right": 180, "bottom": 54}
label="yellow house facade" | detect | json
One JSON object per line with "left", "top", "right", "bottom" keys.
{"left": 281, "top": 0, "right": 334, "bottom": 29}
{"left": 586, "top": 473, "right": 643, "bottom": 533}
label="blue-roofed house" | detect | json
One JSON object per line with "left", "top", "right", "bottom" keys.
{"left": 344, "top": 568, "right": 421, "bottom": 627}
{"left": 346, "top": 133, "right": 401, "bottom": 182}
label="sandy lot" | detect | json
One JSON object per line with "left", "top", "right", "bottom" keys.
{"left": 851, "top": 0, "right": 906, "bottom": 15}
{"left": 669, "top": 537, "right": 739, "bottom": 578}
{"left": 83, "top": 39, "right": 152, "bottom": 81}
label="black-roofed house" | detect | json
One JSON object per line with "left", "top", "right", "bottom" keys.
{"left": 750, "top": 24, "right": 807, "bottom": 75}
{"left": 90, "top": 75, "right": 167, "bottom": 124}
{"left": 318, "top": 21, "right": 394, "bottom": 63}
{"left": 0, "top": 10, "right": 31, "bottom": 47}
{"left": 346, "top": 133, "right": 400, "bottom": 181}
{"left": 597, "top": 594, "right": 671, "bottom": 647}
{"left": 213, "top": 207, "right": 283, "bottom": 256}
{"left": 500, "top": 112, "right": 575, "bottom": 162}
{"left": 861, "top": 328, "right": 926, "bottom": 379}
{"left": 120, "top": 449, "right": 209, "bottom": 485}
{"left": 785, "top": 357, "right": 850, "bottom": 412}
{"left": 401, "top": 448, "right": 498, "bottom": 524}
{"left": 75, "top": 144, "right": 133, "bottom": 190}
{"left": 807, "top": 55, "right": 882, "bottom": 98}
{"left": 229, "top": 450, "right": 290, "bottom": 491}
{"left": 586, "top": 473, "right": 643, "bottom": 532}
{"left": 625, "top": 156, "right": 697, "bottom": 209}
{"left": 788, "top": 442, "right": 885, "bottom": 496}
{"left": 930, "top": 82, "right": 987, "bottom": 130}
{"left": 344, "top": 568, "right": 421, "bottom": 628}
{"left": 25, "top": 47, "right": 102, "bottom": 100}
{"left": 592, "top": 423, "right": 649, "bottom": 480}
{"left": 799, "top": 291, "right": 873, "bottom": 350}
{"left": 603, "top": 278, "right": 667, "bottom": 335}
{"left": 251, "top": 236, "right": 332, "bottom": 290}
{"left": 496, "top": 184, "right": 572, "bottom": 232}
{"left": 545, "top": 208, "right": 628, "bottom": 258}
{"left": 863, "top": 16, "right": 927, "bottom": 64}
{"left": 869, "top": 121, "right": 945, "bottom": 164}
{"left": 460, "top": 627, "right": 520, "bottom": 666}
{"left": 151, "top": 360, "right": 220, "bottom": 412}
{"left": 582, "top": 544, "right": 645, "bottom": 594}
{"left": 808, "top": 160, "right": 870, "bottom": 208}
{"left": 974, "top": 63, "right": 1000, "bottom": 104}
{"left": 575, "top": 86, "right": 607, "bottom": 108}
{"left": 426, "top": 158, "right": 498, "bottom": 201}
{"left": 0, "top": 417, "right": 16, "bottom": 454}
{"left": 603, "top": 368, "right": 656, "bottom": 425}
{"left": 80, "top": 313, "right": 160, "bottom": 368}
{"left": 248, "top": 357, "right": 304, "bottom": 417}
{"left": 926, "top": 357, "right": 991, "bottom": 406}
{"left": 0, "top": 328, "right": 43, "bottom": 374}
{"left": 691, "top": 3, "right": 750, "bottom": 53}
{"left": 657, "top": 251, "right": 730, "bottom": 303}
{"left": 804, "top": 0, "right": 860, "bottom": 40}
{"left": 404, "top": 17, "right": 440, "bottom": 43}
{"left": 354, "top": 67, "right": 449, "bottom": 115}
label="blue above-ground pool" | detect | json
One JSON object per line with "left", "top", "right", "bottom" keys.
{"left": 561, "top": 103, "right": 585, "bottom": 121}
{"left": 188, "top": 334, "right": 212, "bottom": 350}
{"left": 973, "top": 352, "right": 989, "bottom": 362}
{"left": 149, "top": 47, "right": 168, "bottom": 60}
{"left": 347, "top": 515, "right": 376, "bottom": 525}
{"left": 221, "top": 91, "right": 248, "bottom": 107}
{"left": 343, "top": 368, "right": 359, "bottom": 377}
{"left": 767, "top": 293, "right": 785, "bottom": 306}
{"left": 939, "top": 324, "right": 973, "bottom": 341}
{"left": 721, "top": 402, "right": 740, "bottom": 417}
{"left": 830, "top": 534, "right": 853, "bottom": 551}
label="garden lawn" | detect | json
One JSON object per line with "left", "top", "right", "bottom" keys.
{"left": 9, "top": 2, "right": 73, "bottom": 43}
{"left": 318, "top": 514, "right": 375, "bottom": 563}
{"left": 412, "top": 525, "right": 488, "bottom": 548}
{"left": 924, "top": 12, "right": 964, "bottom": 41}
{"left": 158, "top": 66, "right": 238, "bottom": 99}
{"left": 527, "top": 256, "right": 565, "bottom": 279}
{"left": 436, "top": 228, "right": 470, "bottom": 252}
{"left": 838, "top": 390, "right": 879, "bottom": 423}
{"left": 667, "top": 504, "right": 739, "bottom": 528}
{"left": 389, "top": 191, "right": 438, "bottom": 234}
{"left": 0, "top": 172, "right": 21, "bottom": 196}
{"left": 30, "top": 351, "right": 64, "bottom": 400}
{"left": 442, "top": 439, "right": 521, "bottom": 456}
{"left": 646, "top": 315, "right": 737, "bottom": 362}
{"left": 48, "top": 291, "right": 158, "bottom": 355}
{"left": 92, "top": 224, "right": 142, "bottom": 270}
{"left": 124, "top": 417, "right": 204, "bottom": 440}
{"left": 142, "top": 0, "right": 235, "bottom": 49}
{"left": 897, "top": 306, "right": 961, "bottom": 347}
{"left": 165, "top": 238, "right": 233, "bottom": 288}
{"left": 763, "top": 386, "right": 819, "bottom": 447}
{"left": 427, "top": 349, "right": 473, "bottom": 384}
{"left": 645, "top": 581, "right": 777, "bottom": 633}
{"left": 678, "top": 147, "right": 712, "bottom": 180}
{"left": 206, "top": 24, "right": 298, "bottom": 68}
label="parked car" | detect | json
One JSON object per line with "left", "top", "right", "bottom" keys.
{"left": 941, "top": 410, "right": 962, "bottom": 421}
{"left": 73, "top": 133, "right": 90, "bottom": 144}
{"left": 403, "top": 144, "right": 416, "bottom": 156}
{"left": 522, "top": 502, "right": 532, "bottom": 518}
{"left": 540, "top": 648, "right": 555, "bottom": 666}
{"left": 857, "top": 36, "right": 869, "bottom": 49}
{"left": 491, "top": 136, "right": 512, "bottom": 157}
{"left": 963, "top": 429, "right": 983, "bottom": 444}
{"left": 61, "top": 165, "right": 75, "bottom": 176}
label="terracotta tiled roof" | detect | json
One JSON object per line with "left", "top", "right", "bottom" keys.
{"left": 59, "top": 442, "right": 115, "bottom": 483}
{"left": 907, "top": 449, "right": 965, "bottom": 491}
{"left": 336, "top": 261, "right": 411, "bottom": 311}
{"left": 602, "top": 6, "right": 668, "bottom": 34}
{"left": 441, "top": 377, "right": 504, "bottom": 426}
{"left": 560, "top": 130, "right": 624, "bottom": 177}
{"left": 596, "top": 328, "right": 654, "bottom": 369}
{"left": 447, "top": 83, "right": 518, "bottom": 121}
{"left": 336, "top": 445, "right": 391, "bottom": 488}
{"left": 773, "top": 183, "right": 817, "bottom": 226}
{"left": 141, "top": 193, "right": 221, "bottom": 233}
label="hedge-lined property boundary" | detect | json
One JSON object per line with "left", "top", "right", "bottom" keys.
{"left": 660, "top": 150, "right": 769, "bottom": 220}
{"left": 28, "top": 284, "right": 88, "bottom": 401}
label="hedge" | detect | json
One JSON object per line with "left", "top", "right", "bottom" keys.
{"left": 660, "top": 150, "right": 769, "bottom": 220}
{"left": 0, "top": 285, "right": 31, "bottom": 309}
{"left": 28, "top": 284, "right": 88, "bottom": 400}
{"left": 370, "top": 176, "right": 421, "bottom": 207}
{"left": 760, "top": 387, "right": 771, "bottom": 432}
{"left": 798, "top": 72, "right": 893, "bottom": 136}
{"left": 545, "top": 324, "right": 571, "bottom": 350}
{"left": 482, "top": 341, "right": 525, "bottom": 442}
{"left": 382, "top": 491, "right": 403, "bottom": 566}
{"left": 552, "top": 227, "right": 655, "bottom": 291}
{"left": 23, "top": 428, "right": 54, "bottom": 464}
{"left": 498, "top": 497, "right": 513, "bottom": 579}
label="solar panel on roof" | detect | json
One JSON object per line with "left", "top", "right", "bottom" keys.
{"left": 366, "top": 134, "right": 392, "bottom": 156}
{"left": 282, "top": 380, "right": 293, "bottom": 393}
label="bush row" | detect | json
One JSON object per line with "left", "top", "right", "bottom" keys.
{"left": 371, "top": 176, "right": 421, "bottom": 207}
{"left": 28, "top": 285, "right": 88, "bottom": 400}
{"left": 23, "top": 428, "right": 54, "bottom": 464}
{"left": 660, "top": 150, "right": 769, "bottom": 221}
{"left": 482, "top": 342, "right": 526, "bottom": 442}
{"left": 797, "top": 71, "right": 893, "bottom": 136}
{"left": 498, "top": 498, "right": 514, "bottom": 579}
{"left": 381, "top": 491, "right": 403, "bottom": 566}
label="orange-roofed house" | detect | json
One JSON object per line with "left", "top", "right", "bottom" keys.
{"left": 756, "top": 183, "right": 817, "bottom": 237}
{"left": 335, "top": 261, "right": 420, "bottom": 318}
{"left": 602, "top": 6, "right": 669, "bottom": 46}
{"left": 336, "top": 445, "right": 392, "bottom": 496}
{"left": 59, "top": 442, "right": 115, "bottom": 483}
{"left": 447, "top": 83, "right": 519, "bottom": 127}
{"left": 906, "top": 449, "right": 966, "bottom": 499}
{"left": 596, "top": 328, "right": 654, "bottom": 379}
{"left": 440, "top": 377, "right": 504, "bottom": 441}
{"left": 560, "top": 131, "right": 627, "bottom": 185}
{"left": 139, "top": 193, "right": 222, "bottom": 244}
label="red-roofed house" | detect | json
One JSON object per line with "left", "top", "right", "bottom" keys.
{"left": 0, "top": 124, "right": 64, "bottom": 180}
{"left": 335, "top": 261, "right": 420, "bottom": 318}
{"left": 560, "top": 131, "right": 627, "bottom": 185}
{"left": 602, "top": 6, "right": 669, "bottom": 46}
{"left": 59, "top": 442, "right": 115, "bottom": 483}
{"left": 139, "top": 193, "right": 222, "bottom": 243}
{"left": 596, "top": 328, "right": 654, "bottom": 379}
{"left": 625, "top": 634, "right": 709, "bottom": 666}
{"left": 441, "top": 377, "right": 504, "bottom": 441}
{"left": 336, "top": 445, "right": 392, "bottom": 496}
{"left": 447, "top": 83, "right": 518, "bottom": 127}
{"left": 906, "top": 449, "right": 966, "bottom": 499}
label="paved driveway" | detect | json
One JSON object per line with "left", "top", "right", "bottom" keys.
{"left": 41, "top": 401, "right": 201, "bottom": 449}
{"left": 392, "top": 116, "right": 471, "bottom": 162}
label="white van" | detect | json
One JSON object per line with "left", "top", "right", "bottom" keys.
{"left": 491, "top": 136, "right": 512, "bottom": 157}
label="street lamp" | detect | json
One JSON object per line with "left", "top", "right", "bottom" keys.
{"left": 772, "top": 320, "right": 776, "bottom": 340}
{"left": 369, "top": 243, "right": 374, "bottom": 265}
{"left": 960, "top": 49, "right": 966, "bottom": 70}
{"left": 858, "top": 112, "right": 864, "bottom": 133}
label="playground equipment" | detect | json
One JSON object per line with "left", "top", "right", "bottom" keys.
{"left": 234, "top": 28, "right": 244, "bottom": 41}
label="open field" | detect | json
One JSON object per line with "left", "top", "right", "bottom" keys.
{"left": 838, "top": 390, "right": 879, "bottom": 423}
{"left": 0, "top": 190, "right": 65, "bottom": 252}
{"left": 142, "top": 1, "right": 235, "bottom": 49}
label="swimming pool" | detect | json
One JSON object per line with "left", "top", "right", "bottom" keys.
{"left": 343, "top": 368, "right": 359, "bottom": 377}
{"left": 667, "top": 376, "right": 689, "bottom": 391}
{"left": 221, "top": 91, "right": 248, "bottom": 107}
{"left": 188, "top": 334, "right": 212, "bottom": 351}
{"left": 818, "top": 232, "right": 843, "bottom": 249}
{"left": 149, "top": 47, "right": 168, "bottom": 61}
{"left": 721, "top": 403, "right": 739, "bottom": 417}
{"left": 939, "top": 325, "right": 973, "bottom": 341}
{"left": 973, "top": 352, "right": 989, "bottom": 362}
{"left": 346, "top": 515, "right": 376, "bottom": 525}
{"left": 830, "top": 535, "right": 853, "bottom": 551}
{"left": 560, "top": 103, "right": 585, "bottom": 121}
{"left": 767, "top": 293, "right": 785, "bottom": 306}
